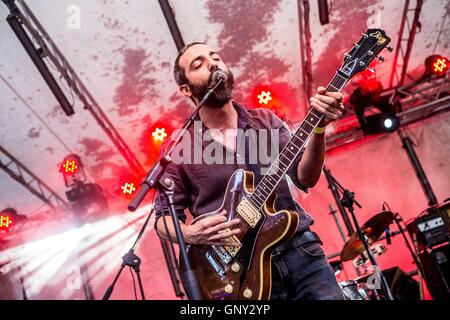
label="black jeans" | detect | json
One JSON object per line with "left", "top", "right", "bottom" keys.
{"left": 270, "top": 231, "right": 344, "bottom": 300}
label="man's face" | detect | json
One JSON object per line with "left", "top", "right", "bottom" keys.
{"left": 179, "top": 44, "right": 234, "bottom": 108}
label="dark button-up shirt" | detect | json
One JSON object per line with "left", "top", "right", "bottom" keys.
{"left": 155, "top": 102, "right": 313, "bottom": 233}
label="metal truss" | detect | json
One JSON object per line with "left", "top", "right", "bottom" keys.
{"left": 0, "top": 145, "right": 68, "bottom": 209}
{"left": 3, "top": 0, "right": 145, "bottom": 176}
{"left": 326, "top": 73, "right": 450, "bottom": 151}
{"left": 389, "top": 0, "right": 424, "bottom": 88}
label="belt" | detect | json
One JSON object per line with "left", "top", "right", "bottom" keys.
{"left": 273, "top": 230, "right": 322, "bottom": 255}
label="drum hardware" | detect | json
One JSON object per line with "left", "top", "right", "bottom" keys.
{"left": 340, "top": 210, "right": 394, "bottom": 262}
{"left": 352, "top": 243, "right": 387, "bottom": 269}
{"left": 339, "top": 280, "right": 368, "bottom": 300}
{"left": 337, "top": 207, "right": 426, "bottom": 300}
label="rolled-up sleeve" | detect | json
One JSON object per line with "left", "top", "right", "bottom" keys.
{"left": 154, "top": 145, "right": 190, "bottom": 226}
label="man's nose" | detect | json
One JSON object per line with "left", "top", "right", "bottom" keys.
{"left": 207, "top": 59, "right": 219, "bottom": 72}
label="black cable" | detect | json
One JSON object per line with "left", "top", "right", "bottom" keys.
{"left": 158, "top": 190, "right": 185, "bottom": 296}
{"left": 129, "top": 266, "right": 138, "bottom": 300}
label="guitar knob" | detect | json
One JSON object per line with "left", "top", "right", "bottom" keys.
{"left": 377, "top": 56, "right": 385, "bottom": 62}
{"left": 243, "top": 288, "right": 253, "bottom": 299}
{"left": 231, "top": 262, "right": 240, "bottom": 273}
{"left": 387, "top": 46, "right": 393, "bottom": 53}
{"left": 224, "top": 284, "right": 233, "bottom": 294}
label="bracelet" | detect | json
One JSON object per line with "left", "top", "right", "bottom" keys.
{"left": 313, "top": 126, "right": 326, "bottom": 134}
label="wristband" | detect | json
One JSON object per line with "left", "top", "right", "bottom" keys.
{"left": 313, "top": 126, "right": 325, "bottom": 134}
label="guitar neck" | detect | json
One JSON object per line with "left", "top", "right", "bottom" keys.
{"left": 248, "top": 72, "right": 349, "bottom": 210}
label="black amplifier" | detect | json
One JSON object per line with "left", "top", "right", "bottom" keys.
{"left": 407, "top": 201, "right": 450, "bottom": 250}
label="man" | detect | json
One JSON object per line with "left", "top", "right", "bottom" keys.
{"left": 155, "top": 42, "right": 345, "bottom": 300}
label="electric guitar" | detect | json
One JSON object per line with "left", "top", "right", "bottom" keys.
{"left": 181, "top": 29, "right": 392, "bottom": 300}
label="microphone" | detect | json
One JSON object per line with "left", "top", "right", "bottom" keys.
{"left": 211, "top": 69, "right": 228, "bottom": 85}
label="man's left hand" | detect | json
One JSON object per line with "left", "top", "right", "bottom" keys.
{"left": 309, "top": 86, "right": 344, "bottom": 127}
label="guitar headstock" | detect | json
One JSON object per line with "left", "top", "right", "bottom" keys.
{"left": 339, "top": 29, "right": 392, "bottom": 79}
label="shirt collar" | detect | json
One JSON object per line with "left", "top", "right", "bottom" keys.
{"left": 190, "top": 101, "right": 262, "bottom": 131}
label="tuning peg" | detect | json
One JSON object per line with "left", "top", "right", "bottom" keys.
{"left": 387, "top": 46, "right": 393, "bottom": 53}
{"left": 377, "top": 56, "right": 385, "bottom": 62}
{"left": 367, "top": 67, "right": 375, "bottom": 73}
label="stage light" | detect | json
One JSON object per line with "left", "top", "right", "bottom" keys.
{"left": 425, "top": 55, "right": 449, "bottom": 77}
{"left": 362, "top": 113, "right": 400, "bottom": 134}
{"left": 62, "top": 159, "right": 78, "bottom": 174}
{"left": 257, "top": 91, "right": 272, "bottom": 105}
{"left": 0, "top": 208, "right": 27, "bottom": 234}
{"left": 0, "top": 212, "right": 14, "bottom": 232}
{"left": 383, "top": 118, "right": 394, "bottom": 129}
{"left": 0, "top": 205, "right": 150, "bottom": 299}
{"left": 121, "top": 182, "right": 136, "bottom": 196}
{"left": 60, "top": 154, "right": 86, "bottom": 188}
{"left": 152, "top": 128, "right": 167, "bottom": 142}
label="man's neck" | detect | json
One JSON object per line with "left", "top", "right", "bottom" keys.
{"left": 199, "top": 100, "right": 237, "bottom": 130}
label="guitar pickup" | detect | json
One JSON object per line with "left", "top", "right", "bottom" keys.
{"left": 236, "top": 199, "right": 261, "bottom": 228}
{"left": 212, "top": 245, "right": 232, "bottom": 264}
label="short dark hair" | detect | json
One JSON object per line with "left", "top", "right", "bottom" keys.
{"left": 173, "top": 42, "right": 205, "bottom": 86}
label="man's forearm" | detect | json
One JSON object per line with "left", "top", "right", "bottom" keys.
{"left": 156, "top": 216, "right": 188, "bottom": 244}
{"left": 296, "top": 131, "right": 326, "bottom": 187}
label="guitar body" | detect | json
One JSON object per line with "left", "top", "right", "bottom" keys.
{"left": 181, "top": 169, "right": 299, "bottom": 300}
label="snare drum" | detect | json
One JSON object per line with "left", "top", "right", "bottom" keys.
{"left": 339, "top": 280, "right": 368, "bottom": 300}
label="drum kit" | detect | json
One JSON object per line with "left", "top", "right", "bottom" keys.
{"left": 334, "top": 210, "right": 398, "bottom": 300}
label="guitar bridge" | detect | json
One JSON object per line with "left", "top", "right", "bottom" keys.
{"left": 223, "top": 233, "right": 242, "bottom": 257}
{"left": 236, "top": 199, "right": 261, "bottom": 228}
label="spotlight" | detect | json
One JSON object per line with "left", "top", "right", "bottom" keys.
{"left": 384, "top": 118, "right": 393, "bottom": 129}
{"left": 0, "top": 209, "right": 15, "bottom": 232}
{"left": 0, "top": 208, "right": 27, "bottom": 233}
{"left": 425, "top": 55, "right": 449, "bottom": 77}
{"left": 362, "top": 113, "right": 400, "bottom": 134}
{"left": 152, "top": 128, "right": 168, "bottom": 143}
{"left": 59, "top": 154, "right": 86, "bottom": 188}
{"left": 257, "top": 91, "right": 272, "bottom": 105}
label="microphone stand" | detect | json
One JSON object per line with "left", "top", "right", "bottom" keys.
{"left": 325, "top": 169, "right": 394, "bottom": 300}
{"left": 102, "top": 204, "right": 155, "bottom": 300}
{"left": 392, "top": 213, "right": 425, "bottom": 278}
{"left": 126, "top": 78, "right": 226, "bottom": 300}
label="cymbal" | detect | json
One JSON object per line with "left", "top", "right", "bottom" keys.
{"left": 340, "top": 211, "right": 395, "bottom": 262}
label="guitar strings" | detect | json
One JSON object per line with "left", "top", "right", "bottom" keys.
{"left": 227, "top": 40, "right": 382, "bottom": 241}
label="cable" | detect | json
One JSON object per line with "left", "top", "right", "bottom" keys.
{"left": 0, "top": 72, "right": 74, "bottom": 154}
{"left": 129, "top": 266, "right": 138, "bottom": 300}
{"left": 432, "top": 2, "right": 449, "bottom": 54}
{"left": 0, "top": 72, "right": 98, "bottom": 183}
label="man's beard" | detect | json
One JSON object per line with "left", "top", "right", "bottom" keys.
{"left": 188, "top": 68, "right": 235, "bottom": 109}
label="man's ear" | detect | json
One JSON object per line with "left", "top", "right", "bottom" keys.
{"left": 179, "top": 84, "right": 192, "bottom": 98}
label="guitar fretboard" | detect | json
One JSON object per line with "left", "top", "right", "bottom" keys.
{"left": 248, "top": 72, "right": 349, "bottom": 210}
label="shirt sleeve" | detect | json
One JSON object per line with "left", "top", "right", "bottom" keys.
{"left": 154, "top": 143, "right": 190, "bottom": 226}
{"left": 265, "top": 110, "right": 309, "bottom": 193}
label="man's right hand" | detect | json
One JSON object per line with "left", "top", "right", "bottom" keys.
{"left": 184, "top": 210, "right": 241, "bottom": 246}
